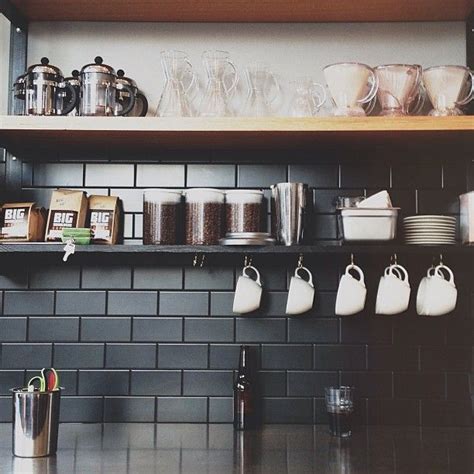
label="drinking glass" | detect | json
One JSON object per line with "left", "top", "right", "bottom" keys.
{"left": 156, "top": 50, "right": 197, "bottom": 117}
{"left": 325, "top": 386, "right": 354, "bottom": 438}
{"left": 199, "top": 50, "right": 238, "bottom": 117}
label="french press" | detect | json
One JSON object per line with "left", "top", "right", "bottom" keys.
{"left": 79, "top": 57, "right": 135, "bottom": 116}
{"left": 62, "top": 70, "right": 81, "bottom": 116}
{"left": 116, "top": 69, "right": 148, "bottom": 117}
{"left": 13, "top": 57, "right": 77, "bottom": 116}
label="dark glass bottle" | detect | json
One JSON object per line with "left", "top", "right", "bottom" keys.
{"left": 233, "top": 345, "right": 254, "bottom": 430}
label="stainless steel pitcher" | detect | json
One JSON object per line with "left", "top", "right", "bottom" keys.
{"left": 12, "top": 388, "right": 61, "bottom": 458}
{"left": 271, "top": 182, "right": 309, "bottom": 245}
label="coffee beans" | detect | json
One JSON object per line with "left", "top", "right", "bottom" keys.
{"left": 185, "top": 202, "right": 224, "bottom": 245}
{"left": 226, "top": 202, "right": 262, "bottom": 233}
{"left": 144, "top": 202, "right": 180, "bottom": 244}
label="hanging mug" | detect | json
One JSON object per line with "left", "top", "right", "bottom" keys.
{"left": 375, "top": 263, "right": 411, "bottom": 315}
{"left": 335, "top": 263, "right": 367, "bottom": 316}
{"left": 233, "top": 264, "right": 263, "bottom": 314}
{"left": 286, "top": 265, "right": 315, "bottom": 315}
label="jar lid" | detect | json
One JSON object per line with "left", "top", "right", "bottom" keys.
{"left": 80, "top": 56, "right": 116, "bottom": 75}
{"left": 117, "top": 69, "right": 138, "bottom": 90}
{"left": 225, "top": 189, "right": 264, "bottom": 204}
{"left": 185, "top": 188, "right": 225, "bottom": 203}
{"left": 143, "top": 189, "right": 182, "bottom": 204}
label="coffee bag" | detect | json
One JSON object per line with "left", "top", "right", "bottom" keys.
{"left": 45, "top": 189, "right": 88, "bottom": 242}
{"left": 88, "top": 195, "right": 122, "bottom": 244}
{"left": 0, "top": 202, "right": 46, "bottom": 241}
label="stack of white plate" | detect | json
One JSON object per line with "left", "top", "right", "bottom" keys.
{"left": 403, "top": 215, "right": 457, "bottom": 245}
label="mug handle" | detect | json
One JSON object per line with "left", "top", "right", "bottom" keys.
{"left": 243, "top": 265, "right": 261, "bottom": 286}
{"left": 435, "top": 264, "right": 455, "bottom": 285}
{"left": 346, "top": 264, "right": 365, "bottom": 285}
{"left": 455, "top": 70, "right": 474, "bottom": 106}
{"left": 295, "top": 266, "right": 313, "bottom": 288}
{"left": 310, "top": 82, "right": 327, "bottom": 111}
{"left": 357, "top": 68, "right": 378, "bottom": 104}
{"left": 390, "top": 264, "right": 409, "bottom": 284}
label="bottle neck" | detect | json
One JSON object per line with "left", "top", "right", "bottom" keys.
{"left": 238, "top": 346, "right": 250, "bottom": 375}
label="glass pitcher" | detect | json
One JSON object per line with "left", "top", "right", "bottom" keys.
{"left": 240, "top": 63, "right": 280, "bottom": 117}
{"left": 199, "top": 50, "right": 238, "bottom": 117}
{"left": 323, "top": 62, "right": 378, "bottom": 117}
{"left": 156, "top": 50, "right": 197, "bottom": 117}
{"left": 375, "top": 64, "right": 424, "bottom": 116}
{"left": 287, "top": 77, "right": 326, "bottom": 117}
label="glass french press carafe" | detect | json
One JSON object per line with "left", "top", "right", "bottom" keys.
{"left": 240, "top": 62, "right": 280, "bottom": 117}
{"left": 13, "top": 57, "right": 77, "bottom": 116}
{"left": 287, "top": 77, "right": 326, "bottom": 117}
{"left": 79, "top": 57, "right": 135, "bottom": 116}
{"left": 156, "top": 50, "right": 197, "bottom": 117}
{"left": 199, "top": 50, "right": 238, "bottom": 117}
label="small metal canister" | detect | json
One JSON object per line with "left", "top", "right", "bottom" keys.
{"left": 459, "top": 191, "right": 474, "bottom": 244}
{"left": 12, "top": 388, "right": 61, "bottom": 458}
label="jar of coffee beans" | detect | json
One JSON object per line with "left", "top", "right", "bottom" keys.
{"left": 185, "top": 188, "right": 225, "bottom": 245}
{"left": 143, "top": 189, "right": 182, "bottom": 244}
{"left": 225, "top": 189, "right": 263, "bottom": 234}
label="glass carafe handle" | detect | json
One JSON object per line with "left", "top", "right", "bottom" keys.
{"left": 407, "top": 84, "right": 426, "bottom": 115}
{"left": 309, "top": 82, "right": 327, "bottom": 111}
{"left": 357, "top": 68, "right": 378, "bottom": 104}
{"left": 456, "top": 70, "right": 474, "bottom": 106}
{"left": 223, "top": 60, "right": 239, "bottom": 96}
{"left": 183, "top": 59, "right": 199, "bottom": 101}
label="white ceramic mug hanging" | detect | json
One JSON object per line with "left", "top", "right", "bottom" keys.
{"left": 286, "top": 256, "right": 315, "bottom": 315}
{"left": 335, "top": 255, "right": 367, "bottom": 316}
{"left": 233, "top": 257, "right": 263, "bottom": 314}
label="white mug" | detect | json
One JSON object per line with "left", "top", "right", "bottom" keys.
{"left": 375, "top": 264, "right": 411, "bottom": 315}
{"left": 417, "top": 264, "right": 457, "bottom": 316}
{"left": 233, "top": 265, "right": 263, "bottom": 314}
{"left": 416, "top": 267, "right": 440, "bottom": 315}
{"left": 335, "top": 264, "right": 367, "bottom": 316}
{"left": 286, "top": 266, "right": 315, "bottom": 315}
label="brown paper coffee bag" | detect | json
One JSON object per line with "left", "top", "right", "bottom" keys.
{"left": 0, "top": 202, "right": 46, "bottom": 241}
{"left": 88, "top": 195, "right": 122, "bottom": 244}
{"left": 45, "top": 189, "right": 88, "bottom": 242}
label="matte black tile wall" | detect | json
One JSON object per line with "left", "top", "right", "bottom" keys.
{"left": 0, "top": 151, "right": 472, "bottom": 426}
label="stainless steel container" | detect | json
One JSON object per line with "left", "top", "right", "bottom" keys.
{"left": 460, "top": 191, "right": 474, "bottom": 244}
{"left": 12, "top": 388, "right": 61, "bottom": 458}
{"left": 271, "top": 182, "right": 309, "bottom": 245}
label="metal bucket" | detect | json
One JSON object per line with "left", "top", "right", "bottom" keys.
{"left": 11, "top": 388, "right": 61, "bottom": 457}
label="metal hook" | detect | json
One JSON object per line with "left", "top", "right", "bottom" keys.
{"left": 350, "top": 253, "right": 354, "bottom": 266}
{"left": 244, "top": 255, "right": 252, "bottom": 267}
{"left": 391, "top": 253, "right": 398, "bottom": 265}
{"left": 439, "top": 254, "right": 443, "bottom": 266}
{"left": 193, "top": 253, "right": 205, "bottom": 268}
{"left": 297, "top": 254, "right": 304, "bottom": 268}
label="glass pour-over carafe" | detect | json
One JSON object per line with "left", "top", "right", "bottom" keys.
{"left": 287, "top": 77, "right": 326, "bottom": 117}
{"left": 199, "top": 50, "right": 238, "bottom": 117}
{"left": 241, "top": 63, "right": 280, "bottom": 117}
{"left": 156, "top": 50, "right": 197, "bottom": 117}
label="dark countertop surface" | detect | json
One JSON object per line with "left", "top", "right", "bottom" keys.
{"left": 0, "top": 423, "right": 472, "bottom": 474}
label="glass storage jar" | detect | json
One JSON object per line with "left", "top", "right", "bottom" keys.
{"left": 143, "top": 189, "right": 182, "bottom": 244}
{"left": 225, "top": 189, "right": 264, "bottom": 233}
{"left": 185, "top": 188, "right": 225, "bottom": 245}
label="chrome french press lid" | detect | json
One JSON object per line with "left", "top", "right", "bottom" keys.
{"left": 116, "top": 69, "right": 138, "bottom": 92}
{"left": 27, "top": 57, "right": 64, "bottom": 80}
{"left": 64, "top": 70, "right": 81, "bottom": 87}
{"left": 80, "top": 56, "right": 116, "bottom": 76}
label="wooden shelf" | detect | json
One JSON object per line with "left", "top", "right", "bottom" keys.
{"left": 8, "top": 0, "right": 474, "bottom": 23}
{"left": 0, "top": 116, "right": 473, "bottom": 154}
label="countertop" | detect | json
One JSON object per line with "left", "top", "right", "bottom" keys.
{"left": 0, "top": 423, "right": 472, "bottom": 474}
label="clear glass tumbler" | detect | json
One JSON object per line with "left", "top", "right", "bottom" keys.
{"left": 325, "top": 386, "right": 354, "bottom": 438}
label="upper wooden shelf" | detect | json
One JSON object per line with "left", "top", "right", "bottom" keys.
{"left": 8, "top": 0, "right": 474, "bottom": 23}
{"left": 0, "top": 116, "right": 473, "bottom": 154}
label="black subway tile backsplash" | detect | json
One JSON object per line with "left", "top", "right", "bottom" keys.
{"left": 1, "top": 157, "right": 470, "bottom": 425}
